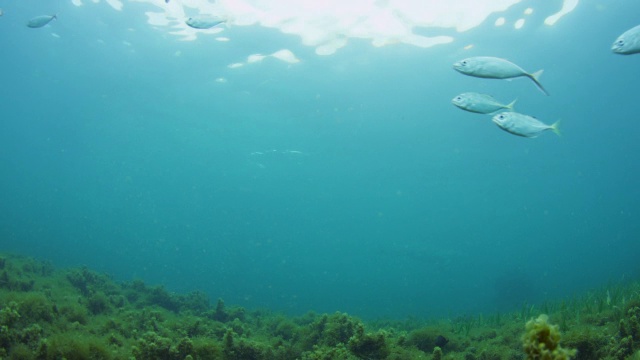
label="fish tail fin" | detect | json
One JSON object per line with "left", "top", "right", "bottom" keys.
{"left": 529, "top": 70, "right": 549, "bottom": 96}
{"left": 550, "top": 120, "right": 561, "bottom": 136}
{"left": 505, "top": 98, "right": 517, "bottom": 111}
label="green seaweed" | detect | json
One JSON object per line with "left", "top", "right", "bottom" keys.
{"left": 523, "top": 314, "right": 577, "bottom": 360}
{"left": 0, "top": 253, "right": 638, "bottom": 360}
{"left": 347, "top": 327, "right": 390, "bottom": 359}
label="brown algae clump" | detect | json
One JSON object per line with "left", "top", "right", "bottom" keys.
{"left": 523, "top": 314, "right": 576, "bottom": 360}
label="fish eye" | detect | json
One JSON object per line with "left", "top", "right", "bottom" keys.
{"left": 461, "top": 60, "right": 467, "bottom": 66}
{"left": 617, "top": 39, "right": 625, "bottom": 45}
{"left": 499, "top": 115, "right": 505, "bottom": 119}
{"left": 456, "top": 96, "right": 461, "bottom": 100}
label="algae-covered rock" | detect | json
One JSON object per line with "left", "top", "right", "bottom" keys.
{"left": 347, "top": 326, "right": 390, "bottom": 359}
{"left": 222, "top": 328, "right": 266, "bottom": 360}
{"left": 562, "top": 324, "right": 608, "bottom": 360}
{"left": 274, "top": 319, "right": 299, "bottom": 341}
{"left": 0, "top": 302, "right": 21, "bottom": 328}
{"left": 301, "top": 344, "right": 358, "bottom": 360}
{"left": 321, "top": 312, "right": 360, "bottom": 347}
{"left": 298, "top": 312, "right": 360, "bottom": 350}
{"left": 132, "top": 331, "right": 174, "bottom": 360}
{"left": 608, "top": 305, "right": 640, "bottom": 359}
{"left": 39, "top": 333, "right": 113, "bottom": 360}
{"left": 432, "top": 346, "right": 443, "bottom": 360}
{"left": 59, "top": 303, "right": 88, "bottom": 325}
{"left": 625, "top": 306, "right": 640, "bottom": 341}
{"left": 191, "top": 337, "right": 223, "bottom": 360}
{"left": 607, "top": 335, "right": 634, "bottom": 360}
{"left": 214, "top": 298, "right": 228, "bottom": 322}
{"left": 523, "top": 314, "right": 576, "bottom": 360}
{"left": 66, "top": 266, "right": 111, "bottom": 296}
{"left": 206, "top": 298, "right": 246, "bottom": 323}
{"left": 405, "top": 326, "right": 444, "bottom": 353}
{"left": 86, "top": 291, "right": 112, "bottom": 315}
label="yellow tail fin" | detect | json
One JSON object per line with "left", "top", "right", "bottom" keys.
{"left": 550, "top": 120, "right": 561, "bottom": 136}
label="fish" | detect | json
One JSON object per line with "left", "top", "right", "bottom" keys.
{"left": 185, "top": 16, "right": 226, "bottom": 30}
{"left": 612, "top": 25, "right": 640, "bottom": 55}
{"left": 0, "top": 8, "right": 4, "bottom": 16}
{"left": 453, "top": 56, "right": 548, "bottom": 96}
{"left": 492, "top": 112, "right": 560, "bottom": 138}
{"left": 27, "top": 14, "right": 57, "bottom": 28}
{"left": 452, "top": 92, "right": 516, "bottom": 114}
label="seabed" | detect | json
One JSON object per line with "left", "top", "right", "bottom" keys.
{"left": 0, "top": 253, "right": 638, "bottom": 360}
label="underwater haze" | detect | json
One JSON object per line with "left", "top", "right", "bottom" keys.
{"left": 1, "top": 0, "right": 640, "bottom": 320}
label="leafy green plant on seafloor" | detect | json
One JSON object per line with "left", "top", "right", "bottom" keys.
{"left": 523, "top": 314, "right": 577, "bottom": 360}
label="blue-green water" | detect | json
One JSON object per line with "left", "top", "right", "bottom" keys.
{"left": 1, "top": 0, "right": 639, "bottom": 320}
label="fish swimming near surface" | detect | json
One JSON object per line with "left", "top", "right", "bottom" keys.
{"left": 27, "top": 14, "right": 57, "bottom": 28}
{"left": 453, "top": 56, "right": 548, "bottom": 96}
{"left": 185, "top": 15, "right": 226, "bottom": 29}
{"left": 492, "top": 112, "right": 560, "bottom": 138}
{"left": 452, "top": 92, "right": 516, "bottom": 114}
{"left": 612, "top": 24, "right": 640, "bottom": 55}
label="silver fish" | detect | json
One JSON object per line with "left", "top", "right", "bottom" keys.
{"left": 612, "top": 25, "right": 640, "bottom": 55}
{"left": 492, "top": 112, "right": 560, "bottom": 138}
{"left": 453, "top": 56, "right": 548, "bottom": 96}
{"left": 185, "top": 16, "right": 226, "bottom": 29}
{"left": 27, "top": 14, "right": 57, "bottom": 28}
{"left": 452, "top": 92, "right": 516, "bottom": 114}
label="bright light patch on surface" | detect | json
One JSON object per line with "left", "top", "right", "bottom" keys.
{"left": 105, "top": 0, "right": 123, "bottom": 11}
{"left": 514, "top": 18, "right": 525, "bottom": 29}
{"left": 71, "top": 0, "right": 580, "bottom": 55}
{"left": 545, "top": 0, "right": 579, "bottom": 26}
{"left": 247, "top": 54, "right": 267, "bottom": 64}
{"left": 230, "top": 49, "right": 301, "bottom": 68}
{"left": 271, "top": 49, "right": 300, "bottom": 64}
